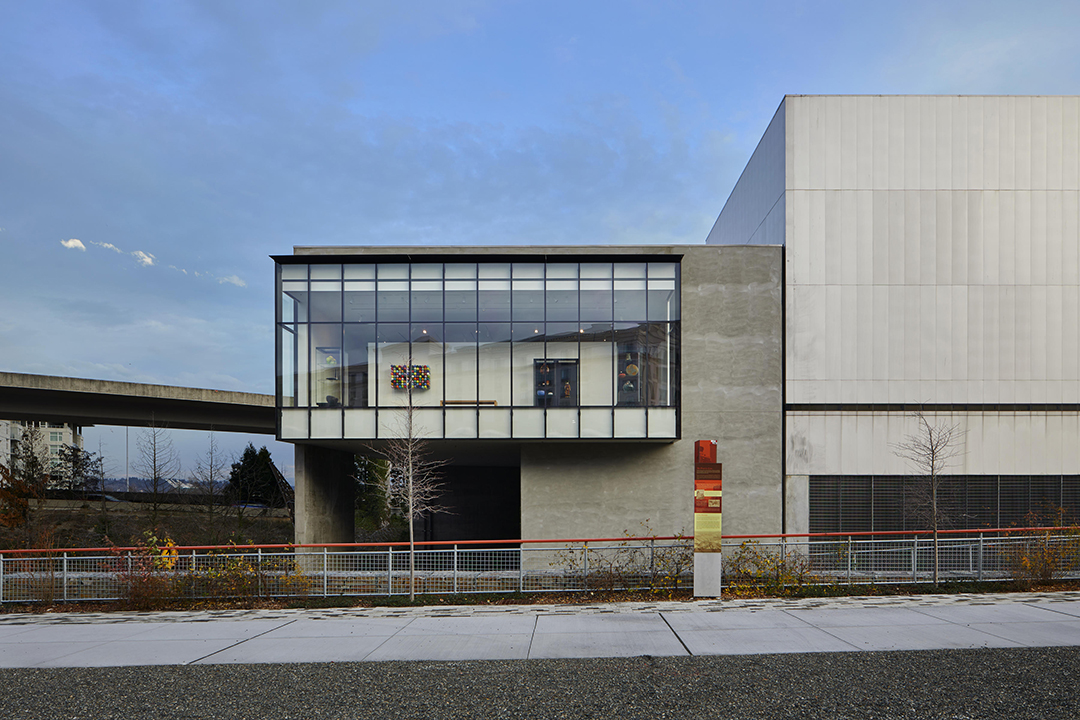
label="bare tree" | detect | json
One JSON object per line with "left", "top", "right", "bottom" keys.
{"left": 133, "top": 425, "right": 181, "bottom": 528}
{"left": 376, "top": 364, "right": 448, "bottom": 601}
{"left": 56, "top": 444, "right": 104, "bottom": 495}
{"left": 191, "top": 432, "right": 227, "bottom": 517}
{"left": 893, "top": 410, "right": 965, "bottom": 586}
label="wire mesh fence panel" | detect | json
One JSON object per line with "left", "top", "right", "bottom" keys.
{"left": 522, "top": 545, "right": 582, "bottom": 592}
{"left": 851, "top": 540, "right": 914, "bottom": 580}
{"left": 454, "top": 549, "right": 519, "bottom": 593}
{"left": 521, "top": 541, "right": 694, "bottom": 593}
{"left": 260, "top": 552, "right": 313, "bottom": 597}
{"left": 326, "top": 549, "right": 388, "bottom": 596}
{"left": 3, "top": 556, "right": 62, "bottom": 603}
{"left": 65, "top": 554, "right": 121, "bottom": 601}
{"left": 3, "top": 532, "right": 1079, "bottom": 603}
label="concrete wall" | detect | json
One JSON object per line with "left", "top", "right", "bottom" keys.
{"left": 520, "top": 244, "right": 784, "bottom": 539}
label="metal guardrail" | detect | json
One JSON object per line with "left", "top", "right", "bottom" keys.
{"left": 1, "top": 528, "right": 1078, "bottom": 603}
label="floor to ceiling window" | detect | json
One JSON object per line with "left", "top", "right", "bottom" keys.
{"left": 276, "top": 258, "right": 680, "bottom": 440}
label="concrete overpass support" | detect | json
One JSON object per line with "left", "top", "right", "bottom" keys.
{"left": 294, "top": 445, "right": 355, "bottom": 545}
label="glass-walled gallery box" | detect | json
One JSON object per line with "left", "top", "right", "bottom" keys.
{"left": 275, "top": 258, "right": 680, "bottom": 440}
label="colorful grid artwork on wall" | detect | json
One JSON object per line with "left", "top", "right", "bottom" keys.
{"left": 390, "top": 364, "right": 431, "bottom": 391}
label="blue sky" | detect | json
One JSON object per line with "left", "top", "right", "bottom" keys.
{"left": 2, "top": 0, "right": 1079, "bottom": 478}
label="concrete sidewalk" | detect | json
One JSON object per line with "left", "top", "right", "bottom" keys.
{"left": 2, "top": 591, "right": 1079, "bottom": 668}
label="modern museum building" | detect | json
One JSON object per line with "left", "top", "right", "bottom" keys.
{"left": 276, "top": 95, "right": 1080, "bottom": 545}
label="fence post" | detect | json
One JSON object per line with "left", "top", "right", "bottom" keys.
{"left": 911, "top": 538, "right": 918, "bottom": 582}
{"left": 977, "top": 533, "right": 984, "bottom": 582}
{"left": 583, "top": 542, "right": 589, "bottom": 590}
{"left": 846, "top": 536, "right": 852, "bottom": 585}
{"left": 453, "top": 545, "right": 458, "bottom": 594}
{"left": 649, "top": 538, "right": 655, "bottom": 585}
{"left": 258, "top": 548, "right": 263, "bottom": 598}
{"left": 387, "top": 546, "right": 393, "bottom": 596}
{"left": 322, "top": 547, "right": 328, "bottom": 597}
{"left": 63, "top": 552, "right": 69, "bottom": 602}
{"left": 0, "top": 553, "right": 4, "bottom": 604}
{"left": 780, "top": 536, "right": 786, "bottom": 591}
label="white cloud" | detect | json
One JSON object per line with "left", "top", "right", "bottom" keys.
{"left": 131, "top": 250, "right": 155, "bottom": 267}
{"left": 61, "top": 238, "right": 86, "bottom": 251}
{"left": 91, "top": 241, "right": 123, "bottom": 253}
{"left": 217, "top": 274, "right": 246, "bottom": 288}
{"left": 169, "top": 265, "right": 188, "bottom": 275}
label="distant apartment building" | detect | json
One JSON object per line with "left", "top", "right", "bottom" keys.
{"left": 0, "top": 419, "right": 84, "bottom": 471}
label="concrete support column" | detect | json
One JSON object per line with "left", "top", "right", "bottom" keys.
{"left": 294, "top": 444, "right": 355, "bottom": 545}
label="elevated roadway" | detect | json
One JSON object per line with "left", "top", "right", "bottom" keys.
{"left": 0, "top": 372, "right": 275, "bottom": 434}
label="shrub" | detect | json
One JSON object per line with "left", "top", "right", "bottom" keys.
{"left": 1004, "top": 513, "right": 1080, "bottom": 589}
{"left": 723, "top": 540, "right": 823, "bottom": 596}
{"left": 104, "top": 534, "right": 311, "bottom": 609}
{"left": 550, "top": 521, "right": 692, "bottom": 593}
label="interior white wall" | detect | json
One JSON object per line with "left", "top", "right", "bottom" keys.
{"left": 371, "top": 339, "right": 621, "bottom": 409}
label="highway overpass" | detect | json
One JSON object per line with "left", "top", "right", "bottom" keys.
{"left": 0, "top": 372, "right": 275, "bottom": 434}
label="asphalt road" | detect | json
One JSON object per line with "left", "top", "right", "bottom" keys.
{"left": 2, "top": 646, "right": 1077, "bottom": 720}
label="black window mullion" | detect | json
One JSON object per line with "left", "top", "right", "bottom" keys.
{"left": 373, "top": 267, "right": 379, "bottom": 422}
{"left": 543, "top": 262, "right": 547, "bottom": 438}
{"left": 306, "top": 265, "right": 312, "bottom": 433}
{"left": 440, "top": 263, "right": 446, "bottom": 436}
{"left": 475, "top": 265, "right": 481, "bottom": 432}
{"left": 339, "top": 279, "right": 345, "bottom": 432}
{"left": 576, "top": 263, "right": 581, "bottom": 435}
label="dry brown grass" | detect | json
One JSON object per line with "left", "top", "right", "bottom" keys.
{"left": 0, "top": 503, "right": 293, "bottom": 550}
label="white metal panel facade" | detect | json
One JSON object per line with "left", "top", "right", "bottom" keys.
{"left": 785, "top": 95, "right": 1080, "bottom": 408}
{"left": 705, "top": 100, "right": 786, "bottom": 246}
{"left": 714, "top": 95, "right": 1080, "bottom": 479}
{"left": 787, "top": 410, "right": 1080, "bottom": 476}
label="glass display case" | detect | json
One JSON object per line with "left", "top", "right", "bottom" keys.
{"left": 616, "top": 349, "right": 642, "bottom": 406}
{"left": 315, "top": 346, "right": 341, "bottom": 407}
{"left": 534, "top": 359, "right": 578, "bottom": 407}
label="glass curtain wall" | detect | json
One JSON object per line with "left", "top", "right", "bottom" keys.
{"left": 276, "top": 259, "right": 680, "bottom": 440}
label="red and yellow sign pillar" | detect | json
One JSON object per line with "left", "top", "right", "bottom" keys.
{"left": 693, "top": 440, "right": 723, "bottom": 597}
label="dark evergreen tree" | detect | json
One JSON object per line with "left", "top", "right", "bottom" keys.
{"left": 227, "top": 444, "right": 281, "bottom": 507}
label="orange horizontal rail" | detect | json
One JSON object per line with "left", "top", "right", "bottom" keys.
{"left": 0, "top": 526, "right": 1075, "bottom": 556}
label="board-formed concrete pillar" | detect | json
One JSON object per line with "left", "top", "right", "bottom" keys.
{"left": 294, "top": 444, "right": 355, "bottom": 545}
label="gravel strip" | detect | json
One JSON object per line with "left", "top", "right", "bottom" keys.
{"left": 2, "top": 647, "right": 1077, "bottom": 719}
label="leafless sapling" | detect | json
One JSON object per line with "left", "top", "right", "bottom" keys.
{"left": 893, "top": 410, "right": 965, "bottom": 586}
{"left": 133, "top": 424, "right": 181, "bottom": 529}
{"left": 191, "top": 431, "right": 227, "bottom": 518}
{"left": 376, "top": 367, "right": 448, "bottom": 601}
